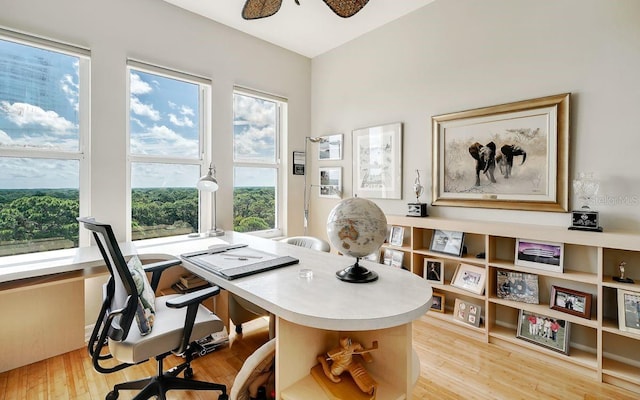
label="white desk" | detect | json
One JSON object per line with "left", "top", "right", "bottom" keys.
{"left": 180, "top": 232, "right": 433, "bottom": 400}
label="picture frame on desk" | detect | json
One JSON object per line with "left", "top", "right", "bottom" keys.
{"left": 497, "top": 269, "right": 539, "bottom": 304}
{"left": 423, "top": 258, "right": 444, "bottom": 284}
{"left": 430, "top": 229, "right": 465, "bottom": 257}
{"left": 515, "top": 238, "right": 564, "bottom": 273}
{"left": 617, "top": 288, "right": 640, "bottom": 334}
{"left": 453, "top": 298, "right": 482, "bottom": 327}
{"left": 451, "top": 263, "right": 486, "bottom": 295}
{"left": 550, "top": 286, "right": 592, "bottom": 319}
{"left": 517, "top": 309, "right": 570, "bottom": 354}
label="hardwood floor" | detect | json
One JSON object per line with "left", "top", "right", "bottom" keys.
{"left": 0, "top": 316, "right": 636, "bottom": 399}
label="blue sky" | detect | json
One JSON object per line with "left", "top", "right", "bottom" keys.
{"left": 0, "top": 38, "right": 277, "bottom": 189}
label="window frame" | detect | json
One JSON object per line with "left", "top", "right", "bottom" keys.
{"left": 125, "top": 60, "right": 212, "bottom": 241}
{"left": 232, "top": 87, "right": 286, "bottom": 238}
{"left": 0, "top": 29, "right": 91, "bottom": 249}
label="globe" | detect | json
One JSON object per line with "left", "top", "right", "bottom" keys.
{"left": 326, "top": 197, "right": 388, "bottom": 283}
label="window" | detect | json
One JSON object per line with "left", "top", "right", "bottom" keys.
{"left": 233, "top": 88, "right": 285, "bottom": 236}
{"left": 0, "top": 31, "right": 90, "bottom": 256}
{"left": 127, "top": 61, "right": 210, "bottom": 241}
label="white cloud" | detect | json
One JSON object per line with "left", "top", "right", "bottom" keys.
{"left": 130, "top": 124, "right": 198, "bottom": 158}
{"left": 168, "top": 113, "right": 194, "bottom": 128}
{"left": 130, "top": 97, "right": 160, "bottom": 121}
{"left": 60, "top": 60, "right": 80, "bottom": 112}
{"left": 0, "top": 130, "right": 11, "bottom": 144}
{"left": 180, "top": 105, "right": 195, "bottom": 116}
{"left": 0, "top": 101, "right": 77, "bottom": 134}
{"left": 131, "top": 117, "right": 146, "bottom": 128}
{"left": 234, "top": 94, "right": 276, "bottom": 127}
{"left": 234, "top": 125, "right": 275, "bottom": 162}
{"left": 130, "top": 73, "right": 153, "bottom": 95}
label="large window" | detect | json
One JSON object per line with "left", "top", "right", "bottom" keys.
{"left": 0, "top": 31, "right": 89, "bottom": 256}
{"left": 127, "top": 61, "right": 210, "bottom": 240}
{"left": 233, "top": 89, "right": 285, "bottom": 236}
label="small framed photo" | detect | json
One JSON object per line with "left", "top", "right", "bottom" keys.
{"left": 430, "top": 293, "right": 445, "bottom": 313}
{"left": 430, "top": 229, "right": 465, "bottom": 257}
{"left": 388, "top": 226, "right": 404, "bottom": 246}
{"left": 617, "top": 288, "right": 640, "bottom": 334}
{"left": 453, "top": 298, "right": 482, "bottom": 327}
{"left": 516, "top": 310, "right": 570, "bottom": 354}
{"left": 515, "top": 238, "right": 564, "bottom": 273}
{"left": 550, "top": 286, "right": 592, "bottom": 319}
{"left": 382, "top": 248, "right": 393, "bottom": 266}
{"left": 423, "top": 258, "right": 444, "bottom": 284}
{"left": 318, "top": 133, "right": 343, "bottom": 160}
{"left": 363, "top": 250, "right": 380, "bottom": 263}
{"left": 319, "top": 167, "right": 342, "bottom": 198}
{"left": 497, "top": 270, "right": 539, "bottom": 304}
{"left": 451, "top": 263, "right": 486, "bottom": 295}
{"left": 390, "top": 250, "right": 404, "bottom": 269}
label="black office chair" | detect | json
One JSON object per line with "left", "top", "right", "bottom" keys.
{"left": 79, "top": 217, "right": 228, "bottom": 400}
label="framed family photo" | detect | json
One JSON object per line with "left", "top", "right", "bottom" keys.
{"left": 517, "top": 310, "right": 570, "bottom": 354}
{"left": 451, "top": 263, "right": 486, "bottom": 295}
{"left": 429, "top": 229, "right": 465, "bottom": 257}
{"left": 319, "top": 167, "right": 342, "bottom": 198}
{"left": 430, "top": 292, "right": 445, "bottom": 313}
{"left": 497, "top": 270, "right": 539, "bottom": 304}
{"left": 352, "top": 122, "right": 403, "bottom": 199}
{"left": 453, "top": 298, "right": 482, "bottom": 327}
{"left": 550, "top": 286, "right": 592, "bottom": 319}
{"left": 423, "top": 258, "right": 444, "bottom": 284}
{"left": 431, "top": 93, "right": 569, "bottom": 212}
{"left": 318, "top": 133, "right": 343, "bottom": 160}
{"left": 515, "top": 238, "right": 564, "bottom": 273}
{"left": 617, "top": 288, "right": 640, "bottom": 334}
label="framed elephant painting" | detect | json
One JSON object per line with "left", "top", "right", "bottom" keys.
{"left": 431, "top": 93, "right": 570, "bottom": 212}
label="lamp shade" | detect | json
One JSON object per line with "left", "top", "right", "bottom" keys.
{"left": 197, "top": 166, "right": 219, "bottom": 192}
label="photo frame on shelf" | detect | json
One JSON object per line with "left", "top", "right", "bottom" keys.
{"left": 453, "top": 298, "right": 482, "bottom": 327}
{"left": 390, "top": 250, "right": 404, "bottom": 269}
{"left": 429, "top": 229, "right": 465, "bottom": 257}
{"left": 363, "top": 250, "right": 380, "bottom": 264}
{"left": 515, "top": 238, "right": 564, "bottom": 273}
{"left": 516, "top": 310, "right": 570, "bottom": 354}
{"left": 550, "top": 286, "right": 592, "bottom": 319}
{"left": 451, "top": 263, "right": 486, "bottom": 295}
{"left": 389, "top": 226, "right": 405, "bottom": 246}
{"left": 423, "top": 258, "right": 445, "bottom": 284}
{"left": 431, "top": 93, "right": 569, "bottom": 212}
{"left": 617, "top": 288, "right": 640, "bottom": 334}
{"left": 352, "top": 122, "right": 403, "bottom": 199}
{"left": 496, "top": 270, "right": 539, "bottom": 304}
{"left": 318, "top": 133, "right": 343, "bottom": 161}
{"left": 319, "top": 167, "right": 342, "bottom": 199}
{"left": 430, "top": 293, "right": 445, "bottom": 313}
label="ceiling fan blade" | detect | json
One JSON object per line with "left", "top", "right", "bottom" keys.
{"left": 323, "top": 0, "right": 370, "bottom": 18}
{"left": 242, "top": 0, "right": 283, "bottom": 20}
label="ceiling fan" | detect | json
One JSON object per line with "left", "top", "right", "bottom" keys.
{"left": 242, "top": 0, "right": 370, "bottom": 20}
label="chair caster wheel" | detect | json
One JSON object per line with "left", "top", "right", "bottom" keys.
{"left": 106, "top": 390, "right": 119, "bottom": 400}
{"left": 184, "top": 367, "right": 194, "bottom": 379}
{"left": 218, "top": 394, "right": 229, "bottom": 400}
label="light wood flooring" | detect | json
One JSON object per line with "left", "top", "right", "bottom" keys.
{"left": 0, "top": 316, "right": 637, "bottom": 400}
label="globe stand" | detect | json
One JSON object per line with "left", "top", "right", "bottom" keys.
{"left": 336, "top": 258, "right": 378, "bottom": 283}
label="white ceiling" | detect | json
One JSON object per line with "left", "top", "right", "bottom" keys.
{"left": 162, "top": 0, "right": 435, "bottom": 58}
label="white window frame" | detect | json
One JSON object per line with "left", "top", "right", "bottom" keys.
{"left": 125, "top": 60, "right": 211, "bottom": 241}
{"left": 0, "top": 29, "right": 91, "bottom": 248}
{"left": 232, "top": 87, "right": 286, "bottom": 238}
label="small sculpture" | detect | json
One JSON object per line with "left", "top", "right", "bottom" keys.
{"left": 613, "top": 261, "right": 635, "bottom": 283}
{"left": 407, "top": 169, "right": 428, "bottom": 217}
{"left": 317, "top": 337, "right": 378, "bottom": 395}
{"left": 413, "top": 169, "right": 424, "bottom": 203}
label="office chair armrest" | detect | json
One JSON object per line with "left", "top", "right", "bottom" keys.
{"left": 166, "top": 285, "right": 220, "bottom": 309}
{"left": 142, "top": 259, "right": 182, "bottom": 292}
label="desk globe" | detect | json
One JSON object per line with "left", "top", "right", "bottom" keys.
{"left": 326, "top": 197, "right": 388, "bottom": 283}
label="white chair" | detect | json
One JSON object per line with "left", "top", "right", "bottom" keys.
{"left": 279, "top": 236, "right": 330, "bottom": 252}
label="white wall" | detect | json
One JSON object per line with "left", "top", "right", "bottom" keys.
{"left": 309, "top": 0, "right": 640, "bottom": 241}
{"left": 1, "top": 0, "right": 311, "bottom": 241}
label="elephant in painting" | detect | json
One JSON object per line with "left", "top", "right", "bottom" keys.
{"left": 496, "top": 145, "right": 527, "bottom": 179}
{"left": 468, "top": 141, "right": 497, "bottom": 186}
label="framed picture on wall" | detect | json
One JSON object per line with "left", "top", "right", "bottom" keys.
{"left": 318, "top": 133, "right": 343, "bottom": 160}
{"left": 352, "top": 122, "right": 403, "bottom": 199}
{"left": 319, "top": 167, "right": 342, "bottom": 198}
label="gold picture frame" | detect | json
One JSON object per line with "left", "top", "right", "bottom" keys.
{"left": 432, "top": 93, "right": 570, "bottom": 212}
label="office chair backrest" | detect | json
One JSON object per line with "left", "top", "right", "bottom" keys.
{"left": 78, "top": 217, "right": 138, "bottom": 342}
{"left": 280, "top": 236, "right": 330, "bottom": 252}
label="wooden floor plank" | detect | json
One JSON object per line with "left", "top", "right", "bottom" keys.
{"left": 0, "top": 316, "right": 638, "bottom": 399}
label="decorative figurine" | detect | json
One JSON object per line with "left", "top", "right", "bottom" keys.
{"left": 569, "top": 172, "right": 602, "bottom": 232}
{"left": 613, "top": 261, "right": 635, "bottom": 283}
{"left": 407, "top": 169, "right": 428, "bottom": 217}
{"left": 316, "top": 337, "right": 378, "bottom": 396}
